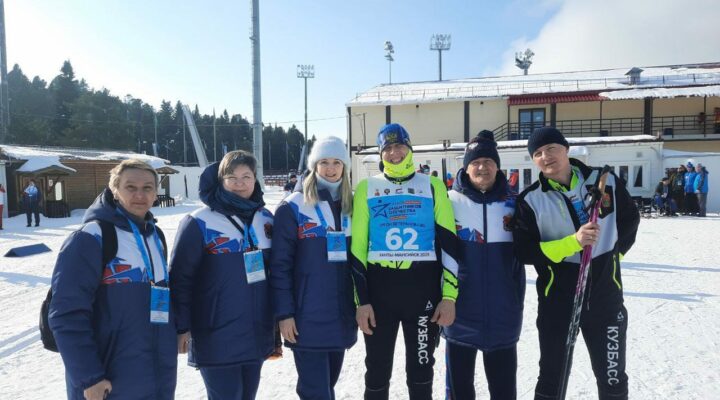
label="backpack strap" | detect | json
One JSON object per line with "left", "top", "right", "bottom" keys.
{"left": 41, "top": 220, "right": 117, "bottom": 353}
{"left": 96, "top": 219, "right": 167, "bottom": 268}
{"left": 97, "top": 220, "right": 118, "bottom": 268}
{"left": 155, "top": 225, "right": 168, "bottom": 259}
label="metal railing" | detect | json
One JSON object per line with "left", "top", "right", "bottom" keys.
{"left": 492, "top": 115, "right": 714, "bottom": 141}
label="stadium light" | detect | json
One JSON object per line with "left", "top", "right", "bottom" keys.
{"left": 430, "top": 34, "right": 451, "bottom": 81}
{"left": 384, "top": 41, "right": 394, "bottom": 84}
{"left": 297, "top": 64, "right": 315, "bottom": 168}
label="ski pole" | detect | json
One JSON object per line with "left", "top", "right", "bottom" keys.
{"left": 557, "top": 165, "right": 610, "bottom": 400}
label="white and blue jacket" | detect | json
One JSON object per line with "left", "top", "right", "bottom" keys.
{"left": 49, "top": 188, "right": 177, "bottom": 399}
{"left": 270, "top": 185, "right": 357, "bottom": 351}
{"left": 169, "top": 163, "right": 274, "bottom": 367}
{"left": 443, "top": 170, "right": 525, "bottom": 351}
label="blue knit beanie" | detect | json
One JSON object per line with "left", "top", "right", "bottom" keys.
{"left": 377, "top": 123, "right": 412, "bottom": 153}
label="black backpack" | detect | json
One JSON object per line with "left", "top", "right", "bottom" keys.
{"left": 39, "top": 220, "right": 167, "bottom": 352}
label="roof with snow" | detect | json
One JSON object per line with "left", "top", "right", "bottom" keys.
{"left": 0, "top": 145, "right": 174, "bottom": 175}
{"left": 347, "top": 62, "right": 720, "bottom": 106}
{"left": 599, "top": 85, "right": 720, "bottom": 100}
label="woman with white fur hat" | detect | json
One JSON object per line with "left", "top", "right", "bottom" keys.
{"left": 269, "top": 135, "right": 357, "bottom": 400}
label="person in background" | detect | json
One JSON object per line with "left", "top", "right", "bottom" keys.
{"left": 444, "top": 130, "right": 525, "bottom": 400}
{"left": 694, "top": 163, "right": 709, "bottom": 217}
{"left": 170, "top": 150, "right": 274, "bottom": 400}
{"left": 684, "top": 161, "right": 698, "bottom": 215}
{"left": 0, "top": 183, "right": 5, "bottom": 230}
{"left": 508, "top": 169, "right": 520, "bottom": 193}
{"left": 446, "top": 173, "right": 455, "bottom": 190}
{"left": 23, "top": 179, "right": 43, "bottom": 227}
{"left": 654, "top": 177, "right": 676, "bottom": 216}
{"left": 49, "top": 159, "right": 176, "bottom": 400}
{"left": 670, "top": 165, "right": 686, "bottom": 214}
{"left": 284, "top": 174, "right": 298, "bottom": 193}
{"left": 271, "top": 136, "right": 357, "bottom": 400}
{"left": 352, "top": 123, "right": 459, "bottom": 400}
{"left": 513, "top": 127, "right": 640, "bottom": 400}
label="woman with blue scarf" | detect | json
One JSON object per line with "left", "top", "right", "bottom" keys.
{"left": 170, "top": 150, "right": 274, "bottom": 400}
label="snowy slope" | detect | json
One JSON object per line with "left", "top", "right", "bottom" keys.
{"left": 1, "top": 187, "right": 718, "bottom": 399}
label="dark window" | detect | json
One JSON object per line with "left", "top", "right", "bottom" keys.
{"left": 633, "top": 165, "right": 643, "bottom": 187}
{"left": 519, "top": 108, "right": 546, "bottom": 139}
{"left": 523, "top": 169, "right": 532, "bottom": 187}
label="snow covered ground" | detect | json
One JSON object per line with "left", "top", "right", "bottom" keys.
{"left": 1, "top": 186, "right": 719, "bottom": 399}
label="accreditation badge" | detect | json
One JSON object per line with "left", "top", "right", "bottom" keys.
{"left": 149, "top": 286, "right": 170, "bottom": 324}
{"left": 244, "top": 249, "right": 266, "bottom": 283}
{"left": 326, "top": 231, "right": 347, "bottom": 262}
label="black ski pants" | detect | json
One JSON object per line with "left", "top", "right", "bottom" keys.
{"left": 535, "top": 299, "right": 628, "bottom": 400}
{"left": 445, "top": 342, "right": 517, "bottom": 400}
{"left": 25, "top": 201, "right": 40, "bottom": 226}
{"left": 671, "top": 191, "right": 685, "bottom": 214}
{"left": 685, "top": 192, "right": 699, "bottom": 214}
{"left": 363, "top": 265, "right": 441, "bottom": 400}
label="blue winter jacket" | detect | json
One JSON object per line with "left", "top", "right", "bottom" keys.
{"left": 694, "top": 169, "right": 709, "bottom": 194}
{"left": 442, "top": 169, "right": 525, "bottom": 351}
{"left": 169, "top": 163, "right": 274, "bottom": 367}
{"left": 684, "top": 170, "right": 697, "bottom": 193}
{"left": 270, "top": 184, "right": 357, "bottom": 351}
{"left": 49, "top": 188, "right": 177, "bottom": 400}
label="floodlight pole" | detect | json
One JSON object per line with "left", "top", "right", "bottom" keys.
{"left": 297, "top": 64, "right": 315, "bottom": 170}
{"left": 438, "top": 51, "right": 443, "bottom": 81}
{"left": 388, "top": 57, "right": 393, "bottom": 84}
{"left": 430, "top": 34, "right": 451, "bottom": 81}
{"left": 0, "top": 0, "right": 8, "bottom": 144}
{"left": 384, "top": 41, "right": 394, "bottom": 84}
{"left": 251, "top": 0, "right": 264, "bottom": 181}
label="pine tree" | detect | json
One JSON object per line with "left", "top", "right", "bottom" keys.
{"left": 49, "top": 61, "right": 81, "bottom": 143}
{"left": 6, "top": 64, "right": 54, "bottom": 144}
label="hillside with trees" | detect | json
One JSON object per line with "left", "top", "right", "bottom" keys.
{"left": 5, "top": 60, "right": 312, "bottom": 169}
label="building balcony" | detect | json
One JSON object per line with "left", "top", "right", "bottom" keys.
{"left": 493, "top": 115, "right": 720, "bottom": 141}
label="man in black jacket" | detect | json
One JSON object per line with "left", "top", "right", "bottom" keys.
{"left": 670, "top": 165, "right": 686, "bottom": 214}
{"left": 513, "top": 127, "right": 640, "bottom": 400}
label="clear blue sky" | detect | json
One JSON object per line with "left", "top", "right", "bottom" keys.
{"left": 6, "top": 0, "right": 720, "bottom": 142}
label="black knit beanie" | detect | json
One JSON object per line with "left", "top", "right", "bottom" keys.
{"left": 463, "top": 130, "right": 500, "bottom": 169}
{"left": 527, "top": 126, "right": 569, "bottom": 155}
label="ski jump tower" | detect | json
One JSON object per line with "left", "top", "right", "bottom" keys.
{"left": 181, "top": 104, "right": 209, "bottom": 168}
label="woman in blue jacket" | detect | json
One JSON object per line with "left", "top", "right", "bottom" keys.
{"left": 270, "top": 136, "right": 357, "bottom": 400}
{"left": 49, "top": 159, "right": 176, "bottom": 400}
{"left": 170, "top": 150, "right": 274, "bottom": 400}
{"left": 444, "top": 131, "right": 525, "bottom": 400}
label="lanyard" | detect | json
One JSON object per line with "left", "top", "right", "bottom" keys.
{"left": 225, "top": 215, "right": 259, "bottom": 251}
{"left": 117, "top": 210, "right": 168, "bottom": 285}
{"left": 314, "top": 204, "right": 348, "bottom": 233}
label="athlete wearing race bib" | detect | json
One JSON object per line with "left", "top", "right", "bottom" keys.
{"left": 351, "top": 123, "right": 460, "bottom": 400}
